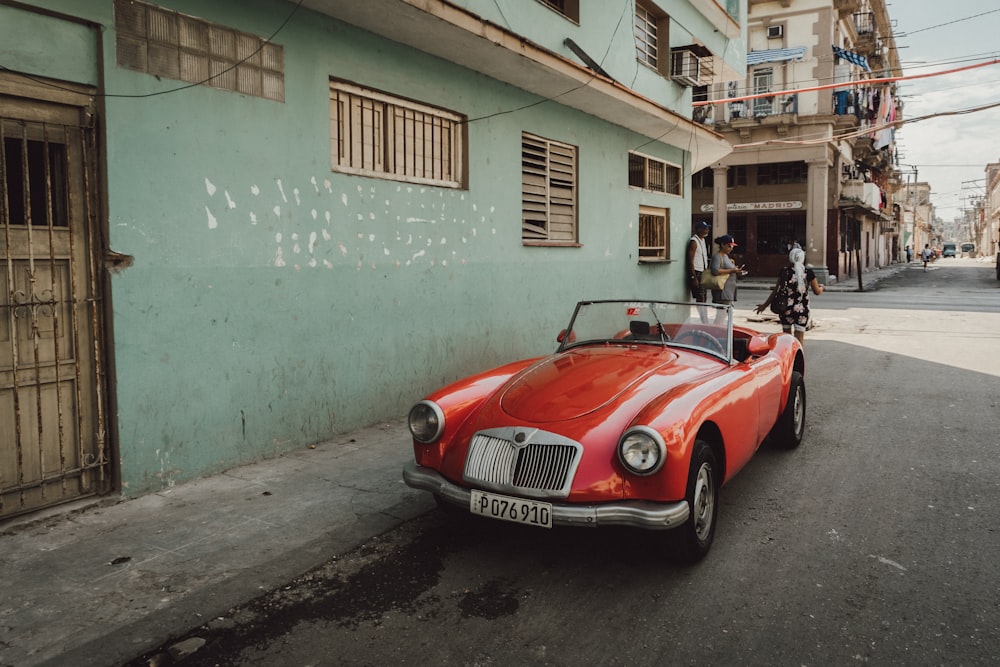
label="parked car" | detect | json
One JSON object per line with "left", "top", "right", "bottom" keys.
{"left": 403, "top": 300, "right": 805, "bottom": 563}
{"left": 961, "top": 242, "right": 976, "bottom": 258}
{"left": 942, "top": 242, "right": 956, "bottom": 258}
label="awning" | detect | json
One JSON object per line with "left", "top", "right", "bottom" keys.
{"left": 746, "top": 47, "right": 806, "bottom": 67}
{"left": 832, "top": 45, "right": 871, "bottom": 72}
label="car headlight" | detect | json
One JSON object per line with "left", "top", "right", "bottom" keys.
{"left": 408, "top": 400, "right": 445, "bottom": 443}
{"left": 618, "top": 427, "right": 666, "bottom": 475}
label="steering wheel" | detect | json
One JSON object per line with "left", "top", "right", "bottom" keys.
{"left": 674, "top": 329, "right": 726, "bottom": 356}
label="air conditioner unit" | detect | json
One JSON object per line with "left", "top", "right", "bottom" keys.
{"left": 671, "top": 49, "right": 703, "bottom": 87}
{"left": 767, "top": 25, "right": 784, "bottom": 39}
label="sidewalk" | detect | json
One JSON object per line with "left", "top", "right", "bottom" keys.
{"left": 736, "top": 260, "right": 910, "bottom": 292}
{"left": 1, "top": 419, "right": 429, "bottom": 667}
{"left": 3, "top": 261, "right": 913, "bottom": 667}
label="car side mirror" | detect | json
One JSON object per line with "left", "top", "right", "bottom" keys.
{"left": 747, "top": 335, "right": 770, "bottom": 356}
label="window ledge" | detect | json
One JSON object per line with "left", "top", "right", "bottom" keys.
{"left": 522, "top": 241, "right": 583, "bottom": 248}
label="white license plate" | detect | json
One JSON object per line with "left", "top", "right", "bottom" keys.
{"left": 469, "top": 490, "right": 553, "bottom": 529}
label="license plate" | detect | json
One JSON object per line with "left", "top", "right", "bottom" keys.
{"left": 469, "top": 490, "right": 553, "bottom": 529}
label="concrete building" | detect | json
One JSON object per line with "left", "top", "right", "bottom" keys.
{"left": 984, "top": 163, "right": 1000, "bottom": 262}
{"left": 0, "top": 0, "right": 747, "bottom": 516}
{"left": 691, "top": 0, "right": 902, "bottom": 283}
{"left": 900, "top": 182, "right": 934, "bottom": 256}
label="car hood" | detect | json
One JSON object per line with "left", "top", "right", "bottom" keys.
{"left": 499, "top": 346, "right": 681, "bottom": 422}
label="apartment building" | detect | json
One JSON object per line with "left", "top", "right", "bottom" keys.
{"left": 692, "top": 0, "right": 901, "bottom": 283}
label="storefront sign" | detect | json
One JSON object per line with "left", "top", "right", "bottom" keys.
{"left": 700, "top": 201, "right": 803, "bottom": 212}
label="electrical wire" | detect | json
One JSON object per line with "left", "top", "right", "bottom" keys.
{"left": 0, "top": 0, "right": 304, "bottom": 99}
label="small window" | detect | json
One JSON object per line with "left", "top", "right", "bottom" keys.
{"left": 114, "top": 0, "right": 284, "bottom": 101}
{"left": 2, "top": 135, "right": 68, "bottom": 228}
{"left": 538, "top": 0, "right": 579, "bottom": 22}
{"left": 330, "top": 81, "right": 465, "bottom": 188}
{"left": 629, "top": 152, "right": 681, "bottom": 196}
{"left": 757, "top": 162, "right": 807, "bottom": 185}
{"left": 638, "top": 206, "right": 669, "bottom": 262}
{"left": 522, "top": 133, "right": 578, "bottom": 244}
{"left": 635, "top": 2, "right": 669, "bottom": 74}
{"left": 693, "top": 166, "right": 747, "bottom": 189}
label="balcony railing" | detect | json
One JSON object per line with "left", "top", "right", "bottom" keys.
{"left": 723, "top": 93, "right": 797, "bottom": 123}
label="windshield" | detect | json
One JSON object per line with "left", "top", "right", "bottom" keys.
{"left": 559, "top": 300, "right": 733, "bottom": 361}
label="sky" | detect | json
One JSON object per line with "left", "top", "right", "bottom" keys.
{"left": 885, "top": 1, "right": 1000, "bottom": 222}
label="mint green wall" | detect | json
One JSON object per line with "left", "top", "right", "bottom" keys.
{"left": 10, "top": 0, "right": 699, "bottom": 496}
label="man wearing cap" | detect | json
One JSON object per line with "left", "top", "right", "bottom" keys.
{"left": 686, "top": 221, "right": 711, "bottom": 321}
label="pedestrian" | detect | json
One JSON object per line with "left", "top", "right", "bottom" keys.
{"left": 686, "top": 221, "right": 711, "bottom": 322}
{"left": 709, "top": 234, "right": 745, "bottom": 324}
{"left": 755, "top": 246, "right": 824, "bottom": 346}
{"left": 905, "top": 245, "right": 912, "bottom": 263}
{"left": 920, "top": 243, "right": 933, "bottom": 271}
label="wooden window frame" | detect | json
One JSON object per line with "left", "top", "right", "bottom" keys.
{"left": 330, "top": 80, "right": 466, "bottom": 188}
{"left": 628, "top": 152, "right": 682, "bottom": 196}
{"left": 538, "top": 0, "right": 580, "bottom": 22}
{"left": 521, "top": 132, "right": 579, "bottom": 245}
{"left": 638, "top": 205, "right": 669, "bottom": 263}
{"left": 635, "top": 1, "right": 670, "bottom": 75}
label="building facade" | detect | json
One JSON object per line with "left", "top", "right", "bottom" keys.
{"left": 0, "top": 0, "right": 747, "bottom": 516}
{"left": 692, "top": 0, "right": 902, "bottom": 283}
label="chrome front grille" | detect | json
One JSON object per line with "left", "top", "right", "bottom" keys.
{"left": 464, "top": 427, "right": 582, "bottom": 498}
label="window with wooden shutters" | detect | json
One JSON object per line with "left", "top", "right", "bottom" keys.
{"left": 522, "top": 133, "right": 578, "bottom": 244}
{"left": 330, "top": 81, "right": 465, "bottom": 188}
{"left": 638, "top": 206, "right": 669, "bottom": 262}
{"left": 628, "top": 152, "right": 681, "bottom": 196}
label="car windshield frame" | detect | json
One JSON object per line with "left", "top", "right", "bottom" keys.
{"left": 558, "top": 300, "right": 733, "bottom": 362}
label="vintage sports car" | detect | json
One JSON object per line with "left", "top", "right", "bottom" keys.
{"left": 403, "top": 300, "right": 805, "bottom": 563}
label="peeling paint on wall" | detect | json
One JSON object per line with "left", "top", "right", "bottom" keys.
{"left": 204, "top": 177, "right": 495, "bottom": 271}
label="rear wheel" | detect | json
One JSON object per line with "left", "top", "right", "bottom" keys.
{"left": 667, "top": 440, "right": 718, "bottom": 564}
{"left": 771, "top": 371, "right": 805, "bottom": 449}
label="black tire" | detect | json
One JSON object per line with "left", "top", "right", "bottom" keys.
{"left": 667, "top": 439, "right": 719, "bottom": 565}
{"left": 771, "top": 370, "right": 805, "bottom": 449}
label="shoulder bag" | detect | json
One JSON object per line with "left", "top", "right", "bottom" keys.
{"left": 700, "top": 269, "right": 728, "bottom": 291}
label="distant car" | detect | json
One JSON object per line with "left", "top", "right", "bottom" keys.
{"left": 942, "top": 243, "right": 956, "bottom": 258}
{"left": 961, "top": 243, "right": 976, "bottom": 258}
{"left": 403, "top": 300, "right": 805, "bottom": 563}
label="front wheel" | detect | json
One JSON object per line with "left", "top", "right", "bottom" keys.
{"left": 771, "top": 371, "right": 805, "bottom": 449}
{"left": 667, "top": 440, "right": 719, "bottom": 565}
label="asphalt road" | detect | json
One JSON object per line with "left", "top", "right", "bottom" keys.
{"left": 128, "top": 258, "right": 1000, "bottom": 667}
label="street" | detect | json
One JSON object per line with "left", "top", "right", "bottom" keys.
{"left": 127, "top": 258, "right": 1000, "bottom": 667}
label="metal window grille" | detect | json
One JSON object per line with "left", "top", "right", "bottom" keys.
{"left": 635, "top": 5, "right": 658, "bottom": 67}
{"left": 330, "top": 82, "right": 463, "bottom": 188}
{"left": 638, "top": 206, "right": 669, "bottom": 261}
{"left": 628, "top": 153, "right": 681, "bottom": 195}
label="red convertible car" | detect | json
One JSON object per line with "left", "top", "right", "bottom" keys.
{"left": 403, "top": 300, "right": 805, "bottom": 563}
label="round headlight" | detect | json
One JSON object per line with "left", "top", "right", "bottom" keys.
{"left": 408, "top": 400, "right": 444, "bottom": 443}
{"left": 618, "top": 427, "right": 666, "bottom": 475}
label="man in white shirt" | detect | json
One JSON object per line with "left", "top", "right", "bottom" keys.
{"left": 686, "top": 221, "right": 711, "bottom": 320}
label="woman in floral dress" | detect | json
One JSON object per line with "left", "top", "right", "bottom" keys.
{"left": 755, "top": 247, "right": 824, "bottom": 345}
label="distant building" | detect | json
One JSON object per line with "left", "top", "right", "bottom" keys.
{"left": 692, "top": 0, "right": 902, "bottom": 282}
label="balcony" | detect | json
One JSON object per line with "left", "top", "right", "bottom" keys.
{"left": 726, "top": 94, "right": 797, "bottom": 122}
{"left": 834, "top": 0, "right": 862, "bottom": 17}
{"left": 840, "top": 179, "right": 882, "bottom": 210}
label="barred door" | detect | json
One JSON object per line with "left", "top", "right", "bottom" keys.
{"left": 1, "top": 81, "right": 111, "bottom": 518}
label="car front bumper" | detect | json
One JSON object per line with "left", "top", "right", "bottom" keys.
{"left": 403, "top": 461, "right": 690, "bottom": 530}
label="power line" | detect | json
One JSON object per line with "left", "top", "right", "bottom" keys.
{"left": 897, "top": 8, "right": 1000, "bottom": 37}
